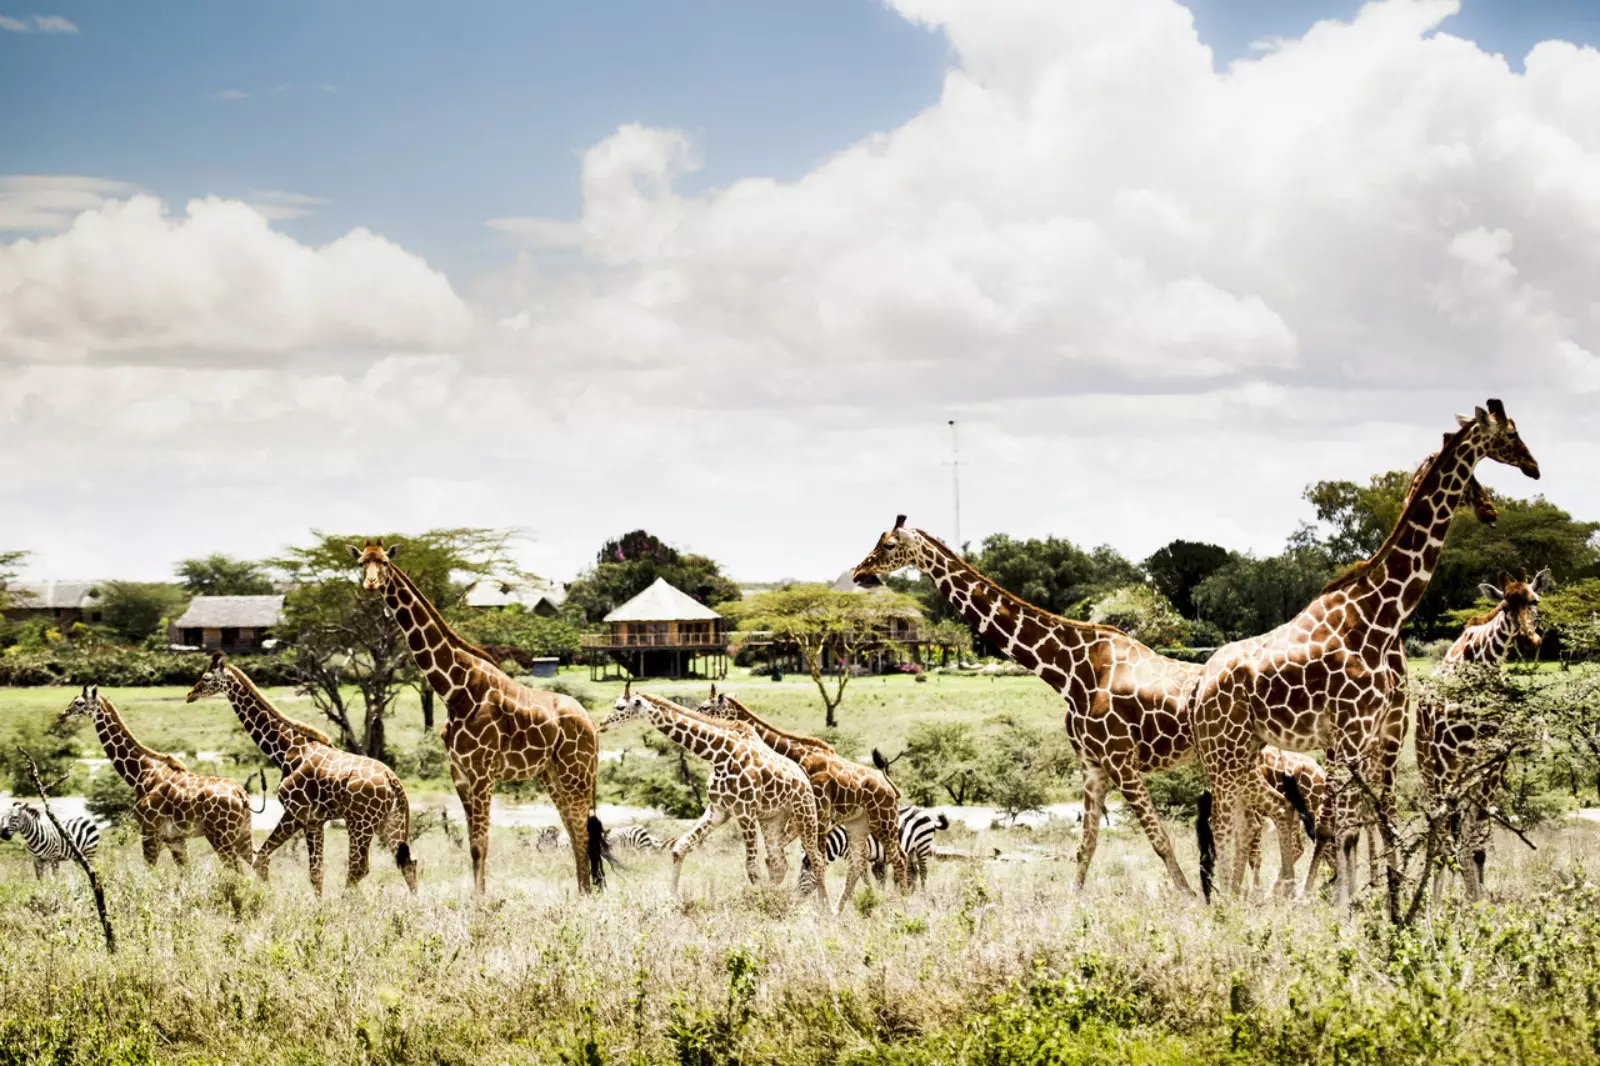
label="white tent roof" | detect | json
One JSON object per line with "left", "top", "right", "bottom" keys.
{"left": 603, "top": 577, "right": 722, "bottom": 623}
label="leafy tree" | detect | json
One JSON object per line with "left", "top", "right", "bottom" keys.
{"left": 894, "top": 721, "right": 986, "bottom": 806}
{"left": 966, "top": 534, "right": 1138, "bottom": 617}
{"left": 456, "top": 604, "right": 583, "bottom": 663}
{"left": 85, "top": 769, "right": 137, "bottom": 825}
{"left": 980, "top": 715, "right": 1077, "bottom": 824}
{"left": 1304, "top": 469, "right": 1415, "bottom": 565}
{"left": 599, "top": 730, "right": 708, "bottom": 819}
{"left": 565, "top": 530, "right": 740, "bottom": 624}
{"left": 1089, "top": 584, "right": 1192, "bottom": 648}
{"left": 96, "top": 581, "right": 189, "bottom": 646}
{"left": 727, "top": 584, "right": 922, "bottom": 728}
{"left": 0, "top": 549, "right": 27, "bottom": 611}
{"left": 1143, "top": 540, "right": 1230, "bottom": 618}
{"left": 1191, "top": 533, "right": 1337, "bottom": 640}
{"left": 174, "top": 554, "right": 275, "bottom": 596}
{"left": 270, "top": 528, "right": 519, "bottom": 763}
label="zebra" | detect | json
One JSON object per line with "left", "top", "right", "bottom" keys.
{"left": 534, "top": 826, "right": 569, "bottom": 851}
{"left": 0, "top": 802, "right": 100, "bottom": 879}
{"left": 798, "top": 805, "right": 950, "bottom": 895}
{"left": 607, "top": 824, "right": 667, "bottom": 851}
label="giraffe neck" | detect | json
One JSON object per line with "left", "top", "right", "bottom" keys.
{"left": 723, "top": 698, "right": 827, "bottom": 759}
{"left": 221, "top": 667, "right": 309, "bottom": 772}
{"left": 908, "top": 530, "right": 1099, "bottom": 692}
{"left": 380, "top": 564, "right": 492, "bottom": 719}
{"left": 1340, "top": 426, "right": 1489, "bottom": 628}
{"left": 1441, "top": 609, "right": 1516, "bottom": 670}
{"left": 92, "top": 697, "right": 164, "bottom": 785}
{"left": 642, "top": 697, "right": 742, "bottom": 762}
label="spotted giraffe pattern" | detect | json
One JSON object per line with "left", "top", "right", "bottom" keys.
{"left": 851, "top": 521, "right": 1303, "bottom": 895}
{"left": 1242, "top": 747, "right": 1334, "bottom": 898}
{"left": 602, "top": 685, "right": 829, "bottom": 910}
{"left": 1190, "top": 401, "right": 1541, "bottom": 907}
{"left": 353, "top": 540, "right": 602, "bottom": 894}
{"left": 699, "top": 687, "right": 910, "bottom": 900}
{"left": 57, "top": 686, "right": 254, "bottom": 872}
{"left": 187, "top": 653, "right": 418, "bottom": 896}
{"left": 1417, "top": 570, "right": 1548, "bottom": 901}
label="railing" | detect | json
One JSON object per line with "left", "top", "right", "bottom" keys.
{"left": 582, "top": 631, "right": 727, "bottom": 649}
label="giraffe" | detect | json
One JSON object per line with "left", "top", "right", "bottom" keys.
{"left": 186, "top": 652, "right": 419, "bottom": 896}
{"left": 851, "top": 519, "right": 1304, "bottom": 896}
{"left": 1416, "top": 569, "right": 1549, "bottom": 901}
{"left": 602, "top": 684, "right": 830, "bottom": 909}
{"left": 1190, "top": 400, "right": 1540, "bottom": 906}
{"left": 1242, "top": 747, "right": 1333, "bottom": 898}
{"left": 352, "top": 539, "right": 604, "bottom": 894}
{"left": 698, "top": 686, "right": 911, "bottom": 900}
{"left": 57, "top": 686, "right": 254, "bottom": 871}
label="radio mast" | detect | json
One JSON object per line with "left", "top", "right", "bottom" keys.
{"left": 948, "top": 419, "right": 961, "bottom": 555}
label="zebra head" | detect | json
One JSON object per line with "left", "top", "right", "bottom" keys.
{"left": 0, "top": 802, "right": 30, "bottom": 840}
{"left": 56, "top": 685, "right": 100, "bottom": 728}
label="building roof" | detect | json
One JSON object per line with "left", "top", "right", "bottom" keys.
{"left": 603, "top": 577, "right": 723, "bottom": 623}
{"left": 171, "top": 595, "right": 285, "bottom": 629}
{"left": 6, "top": 580, "right": 101, "bottom": 611}
{"left": 464, "top": 578, "right": 566, "bottom": 611}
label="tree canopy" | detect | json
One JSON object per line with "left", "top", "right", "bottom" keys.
{"left": 1143, "top": 539, "right": 1230, "bottom": 618}
{"left": 964, "top": 534, "right": 1139, "bottom": 617}
{"left": 96, "top": 581, "right": 189, "bottom": 647}
{"left": 564, "top": 529, "right": 740, "bottom": 624}
{"left": 174, "top": 554, "right": 275, "bottom": 596}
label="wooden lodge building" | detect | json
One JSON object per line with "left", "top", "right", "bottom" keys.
{"left": 583, "top": 578, "right": 729, "bottom": 681}
{"left": 168, "top": 595, "right": 285, "bottom": 653}
{"left": 2, "top": 580, "right": 104, "bottom": 627}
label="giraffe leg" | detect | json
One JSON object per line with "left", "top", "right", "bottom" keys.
{"left": 305, "top": 821, "right": 326, "bottom": 898}
{"left": 1075, "top": 766, "right": 1110, "bottom": 891}
{"left": 836, "top": 817, "right": 871, "bottom": 915}
{"left": 346, "top": 821, "right": 374, "bottom": 890}
{"left": 737, "top": 817, "right": 764, "bottom": 885}
{"left": 1112, "top": 766, "right": 1194, "bottom": 896}
{"left": 1241, "top": 811, "right": 1265, "bottom": 899}
{"left": 167, "top": 837, "right": 189, "bottom": 868}
{"left": 380, "top": 800, "right": 419, "bottom": 893}
{"left": 552, "top": 783, "right": 595, "bottom": 895}
{"left": 761, "top": 814, "right": 789, "bottom": 884}
{"left": 670, "top": 807, "right": 728, "bottom": 895}
{"left": 139, "top": 830, "right": 162, "bottom": 868}
{"left": 793, "top": 800, "right": 829, "bottom": 913}
{"left": 1215, "top": 778, "right": 1254, "bottom": 899}
{"left": 872, "top": 806, "right": 910, "bottom": 895}
{"left": 253, "top": 815, "right": 302, "bottom": 884}
{"left": 457, "top": 778, "right": 493, "bottom": 897}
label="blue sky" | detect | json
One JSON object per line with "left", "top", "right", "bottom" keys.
{"left": 5, "top": 0, "right": 1597, "bottom": 281}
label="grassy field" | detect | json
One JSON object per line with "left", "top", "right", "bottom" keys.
{"left": 1, "top": 807, "right": 1598, "bottom": 1064}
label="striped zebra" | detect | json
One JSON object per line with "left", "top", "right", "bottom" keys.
{"left": 798, "top": 805, "right": 950, "bottom": 895}
{"left": 607, "top": 824, "right": 667, "bottom": 851}
{"left": 534, "top": 826, "right": 569, "bottom": 851}
{"left": 0, "top": 802, "right": 100, "bottom": 879}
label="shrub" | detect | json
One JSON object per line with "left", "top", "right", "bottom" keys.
{"left": 85, "top": 770, "right": 137, "bottom": 825}
{"left": 0, "top": 647, "right": 298, "bottom": 687}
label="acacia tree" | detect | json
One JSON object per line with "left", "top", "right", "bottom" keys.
{"left": 174, "top": 554, "right": 275, "bottom": 596}
{"left": 271, "top": 528, "right": 522, "bottom": 762}
{"left": 730, "top": 584, "right": 921, "bottom": 727}
{"left": 0, "top": 550, "right": 27, "bottom": 609}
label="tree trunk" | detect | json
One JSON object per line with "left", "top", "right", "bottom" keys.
{"left": 420, "top": 684, "right": 435, "bottom": 731}
{"left": 364, "top": 702, "right": 388, "bottom": 765}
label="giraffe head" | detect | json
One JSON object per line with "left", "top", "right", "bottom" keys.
{"left": 56, "top": 684, "right": 100, "bottom": 728}
{"left": 186, "top": 651, "right": 232, "bottom": 703}
{"left": 1479, "top": 569, "right": 1551, "bottom": 649}
{"left": 1457, "top": 399, "right": 1540, "bottom": 480}
{"left": 350, "top": 538, "right": 402, "bottom": 591}
{"left": 600, "top": 681, "right": 649, "bottom": 732}
{"left": 851, "top": 515, "right": 925, "bottom": 584}
{"left": 696, "top": 683, "right": 735, "bottom": 721}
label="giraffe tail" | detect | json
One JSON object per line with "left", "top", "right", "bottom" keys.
{"left": 587, "top": 813, "right": 616, "bottom": 888}
{"left": 1197, "top": 791, "right": 1216, "bottom": 903}
{"left": 392, "top": 796, "right": 416, "bottom": 872}
{"left": 1281, "top": 772, "right": 1316, "bottom": 840}
{"left": 247, "top": 767, "right": 270, "bottom": 814}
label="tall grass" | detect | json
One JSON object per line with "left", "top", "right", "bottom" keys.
{"left": 2, "top": 815, "right": 1597, "bottom": 1064}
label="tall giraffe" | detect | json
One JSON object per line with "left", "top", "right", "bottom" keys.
{"left": 1191, "top": 400, "right": 1540, "bottom": 906}
{"left": 187, "top": 653, "right": 419, "bottom": 896}
{"left": 352, "top": 539, "right": 604, "bottom": 894}
{"left": 602, "top": 684, "right": 830, "bottom": 908}
{"left": 1417, "top": 569, "right": 1548, "bottom": 901}
{"left": 57, "top": 686, "right": 254, "bottom": 871}
{"left": 851, "top": 520, "right": 1303, "bottom": 895}
{"left": 698, "top": 687, "right": 911, "bottom": 899}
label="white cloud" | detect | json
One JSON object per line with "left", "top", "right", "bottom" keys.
{"left": 0, "top": 194, "right": 473, "bottom": 364}
{"left": 0, "top": 13, "right": 77, "bottom": 33}
{"left": 244, "top": 190, "right": 331, "bottom": 222}
{"left": 6, "top": 0, "right": 1600, "bottom": 584}
{"left": 212, "top": 89, "right": 250, "bottom": 101}
{"left": 0, "top": 175, "right": 138, "bottom": 231}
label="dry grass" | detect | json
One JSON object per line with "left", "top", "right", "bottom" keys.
{"left": 2, "top": 810, "right": 1599, "bottom": 1064}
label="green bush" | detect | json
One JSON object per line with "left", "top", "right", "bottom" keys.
{"left": 0, "top": 647, "right": 298, "bottom": 687}
{"left": 85, "top": 769, "right": 137, "bottom": 825}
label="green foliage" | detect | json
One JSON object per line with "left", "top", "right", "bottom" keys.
{"left": 892, "top": 717, "right": 1074, "bottom": 814}
{"left": 0, "top": 712, "right": 82, "bottom": 794}
{"left": 85, "top": 769, "right": 137, "bottom": 825}
{"left": 1143, "top": 539, "right": 1230, "bottom": 619}
{"left": 964, "top": 534, "right": 1140, "bottom": 616}
{"left": 565, "top": 529, "right": 739, "bottom": 625}
{"left": 96, "top": 581, "right": 188, "bottom": 645}
{"left": 894, "top": 721, "right": 984, "bottom": 805}
{"left": 0, "top": 549, "right": 27, "bottom": 612}
{"left": 1089, "top": 584, "right": 1192, "bottom": 648}
{"left": 1146, "top": 763, "right": 1210, "bottom": 819}
{"left": 456, "top": 603, "right": 583, "bottom": 661}
{"left": 1192, "top": 533, "right": 1337, "bottom": 640}
{"left": 174, "top": 554, "right": 275, "bottom": 596}
{"left": 600, "top": 731, "right": 708, "bottom": 818}
{"left": 0, "top": 647, "right": 297, "bottom": 687}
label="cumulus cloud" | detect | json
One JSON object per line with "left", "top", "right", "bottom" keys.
{"left": 0, "top": 194, "right": 474, "bottom": 365}
{"left": 7, "top": 0, "right": 1600, "bottom": 583}
{"left": 0, "top": 175, "right": 138, "bottom": 231}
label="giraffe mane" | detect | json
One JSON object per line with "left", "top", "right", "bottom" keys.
{"left": 636, "top": 690, "right": 750, "bottom": 732}
{"left": 912, "top": 529, "right": 1132, "bottom": 640}
{"left": 1462, "top": 604, "right": 1504, "bottom": 629}
{"left": 97, "top": 694, "right": 189, "bottom": 771}
{"left": 1319, "top": 419, "right": 1474, "bottom": 596}
{"left": 386, "top": 562, "right": 505, "bottom": 672}
{"left": 716, "top": 694, "right": 834, "bottom": 752}
{"left": 225, "top": 664, "right": 334, "bottom": 747}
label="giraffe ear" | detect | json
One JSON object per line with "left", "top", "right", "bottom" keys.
{"left": 1532, "top": 568, "right": 1553, "bottom": 593}
{"left": 1479, "top": 583, "right": 1502, "bottom": 603}
{"left": 1455, "top": 413, "right": 1472, "bottom": 428}
{"left": 210, "top": 650, "right": 227, "bottom": 669}
{"left": 1474, "top": 406, "right": 1490, "bottom": 427}
{"left": 386, "top": 542, "right": 402, "bottom": 561}
{"left": 1486, "top": 398, "right": 1507, "bottom": 422}
{"left": 347, "top": 543, "right": 362, "bottom": 561}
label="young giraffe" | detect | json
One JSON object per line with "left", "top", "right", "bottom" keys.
{"left": 186, "top": 653, "right": 419, "bottom": 896}
{"left": 1191, "top": 400, "right": 1541, "bottom": 907}
{"left": 698, "top": 687, "right": 911, "bottom": 900}
{"left": 1417, "top": 569, "right": 1549, "bottom": 901}
{"left": 352, "top": 539, "right": 604, "bottom": 894}
{"left": 1242, "top": 748, "right": 1333, "bottom": 898}
{"left": 57, "top": 686, "right": 254, "bottom": 871}
{"left": 851, "top": 520, "right": 1304, "bottom": 895}
{"left": 602, "top": 685, "right": 830, "bottom": 909}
